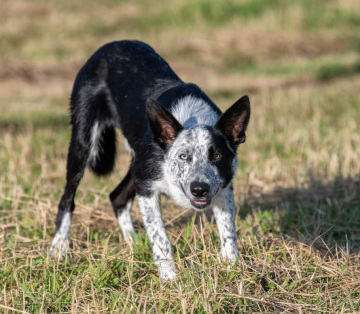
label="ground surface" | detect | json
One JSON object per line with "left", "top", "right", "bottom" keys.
{"left": 0, "top": 0, "right": 360, "bottom": 313}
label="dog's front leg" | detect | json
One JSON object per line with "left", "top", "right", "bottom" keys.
{"left": 138, "top": 194, "right": 176, "bottom": 281}
{"left": 213, "top": 187, "right": 239, "bottom": 265}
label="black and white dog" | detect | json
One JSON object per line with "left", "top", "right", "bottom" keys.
{"left": 50, "top": 40, "right": 251, "bottom": 281}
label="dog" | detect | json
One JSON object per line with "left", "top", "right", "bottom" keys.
{"left": 49, "top": 40, "right": 251, "bottom": 281}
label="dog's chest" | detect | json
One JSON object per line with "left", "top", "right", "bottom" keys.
{"left": 153, "top": 178, "right": 172, "bottom": 196}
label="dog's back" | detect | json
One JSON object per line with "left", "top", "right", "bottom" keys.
{"left": 70, "top": 40, "right": 222, "bottom": 177}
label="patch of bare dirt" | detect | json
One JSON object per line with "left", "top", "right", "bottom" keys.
{"left": 0, "top": 1, "right": 50, "bottom": 19}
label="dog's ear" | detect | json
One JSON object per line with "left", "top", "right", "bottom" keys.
{"left": 146, "top": 99, "right": 183, "bottom": 148}
{"left": 214, "top": 95, "right": 251, "bottom": 150}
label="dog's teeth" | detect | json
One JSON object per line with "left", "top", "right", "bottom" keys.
{"left": 195, "top": 201, "right": 207, "bottom": 205}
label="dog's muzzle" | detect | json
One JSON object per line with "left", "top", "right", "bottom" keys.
{"left": 180, "top": 182, "right": 214, "bottom": 210}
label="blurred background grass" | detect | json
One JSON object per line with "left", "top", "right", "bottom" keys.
{"left": 1, "top": 0, "right": 360, "bottom": 126}
{"left": 1, "top": 0, "right": 360, "bottom": 312}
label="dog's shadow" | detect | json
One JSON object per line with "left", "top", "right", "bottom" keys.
{"left": 243, "top": 172, "right": 360, "bottom": 253}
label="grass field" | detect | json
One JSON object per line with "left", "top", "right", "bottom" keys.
{"left": 1, "top": 0, "right": 360, "bottom": 312}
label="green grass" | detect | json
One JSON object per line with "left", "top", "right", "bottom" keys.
{"left": 317, "top": 62, "right": 360, "bottom": 81}
{"left": 144, "top": 0, "right": 283, "bottom": 27}
{"left": 144, "top": 0, "right": 360, "bottom": 30}
{"left": 1, "top": 0, "right": 360, "bottom": 312}
{"left": 302, "top": 1, "right": 360, "bottom": 30}
{"left": 222, "top": 52, "right": 360, "bottom": 79}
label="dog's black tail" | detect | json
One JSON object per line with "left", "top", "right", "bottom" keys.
{"left": 88, "top": 126, "right": 117, "bottom": 176}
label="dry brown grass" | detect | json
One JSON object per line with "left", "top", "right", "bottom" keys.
{"left": 1, "top": 0, "right": 360, "bottom": 312}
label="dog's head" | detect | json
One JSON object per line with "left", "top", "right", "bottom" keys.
{"left": 147, "top": 96, "right": 250, "bottom": 211}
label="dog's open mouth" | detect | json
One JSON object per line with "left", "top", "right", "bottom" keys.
{"left": 191, "top": 199, "right": 211, "bottom": 210}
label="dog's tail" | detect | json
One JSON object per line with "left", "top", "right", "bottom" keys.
{"left": 88, "top": 125, "right": 117, "bottom": 176}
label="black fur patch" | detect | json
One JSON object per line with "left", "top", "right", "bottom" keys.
{"left": 210, "top": 130, "right": 235, "bottom": 188}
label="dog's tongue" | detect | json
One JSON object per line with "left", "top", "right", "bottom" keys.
{"left": 194, "top": 200, "right": 207, "bottom": 205}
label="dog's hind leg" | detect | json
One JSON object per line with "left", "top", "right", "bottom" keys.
{"left": 49, "top": 127, "right": 91, "bottom": 258}
{"left": 50, "top": 99, "right": 105, "bottom": 257}
{"left": 50, "top": 58, "right": 118, "bottom": 257}
{"left": 110, "top": 165, "right": 136, "bottom": 243}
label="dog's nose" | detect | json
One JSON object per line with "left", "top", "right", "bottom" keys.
{"left": 190, "top": 182, "right": 210, "bottom": 198}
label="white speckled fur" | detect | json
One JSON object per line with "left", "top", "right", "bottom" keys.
{"left": 138, "top": 194, "right": 176, "bottom": 281}
{"left": 117, "top": 200, "right": 135, "bottom": 242}
{"left": 136, "top": 96, "right": 241, "bottom": 280}
{"left": 163, "top": 126, "right": 223, "bottom": 210}
{"left": 49, "top": 211, "right": 71, "bottom": 257}
{"left": 212, "top": 187, "right": 239, "bottom": 263}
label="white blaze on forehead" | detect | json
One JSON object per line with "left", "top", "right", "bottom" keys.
{"left": 171, "top": 95, "right": 219, "bottom": 128}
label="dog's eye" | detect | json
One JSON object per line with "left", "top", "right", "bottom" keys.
{"left": 179, "top": 154, "right": 188, "bottom": 160}
{"left": 213, "top": 153, "right": 222, "bottom": 161}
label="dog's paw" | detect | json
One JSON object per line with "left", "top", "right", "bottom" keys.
{"left": 221, "top": 247, "right": 239, "bottom": 267}
{"left": 122, "top": 230, "right": 135, "bottom": 245}
{"left": 49, "top": 233, "right": 69, "bottom": 258}
{"left": 158, "top": 261, "right": 176, "bottom": 281}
